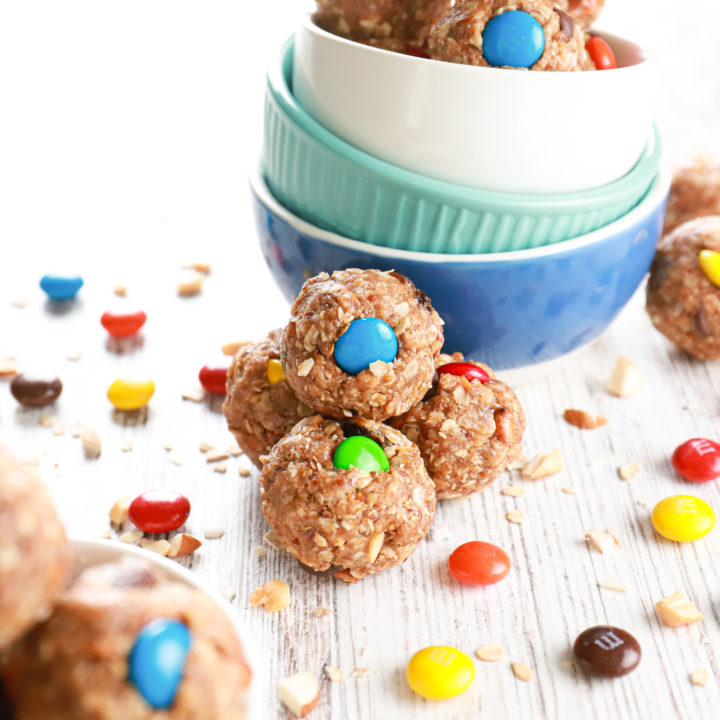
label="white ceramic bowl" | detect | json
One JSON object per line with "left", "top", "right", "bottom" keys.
{"left": 69, "top": 538, "right": 262, "bottom": 720}
{"left": 293, "top": 16, "right": 656, "bottom": 194}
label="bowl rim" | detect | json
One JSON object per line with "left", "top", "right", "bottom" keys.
{"left": 251, "top": 164, "right": 670, "bottom": 264}
{"left": 271, "top": 36, "right": 660, "bottom": 209}
{"left": 301, "top": 14, "right": 652, "bottom": 75}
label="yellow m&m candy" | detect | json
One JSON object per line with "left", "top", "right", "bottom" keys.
{"left": 406, "top": 646, "right": 475, "bottom": 700}
{"left": 651, "top": 494, "right": 715, "bottom": 542}
{"left": 266, "top": 358, "right": 286, "bottom": 385}
{"left": 698, "top": 249, "right": 720, "bottom": 288}
{"left": 107, "top": 378, "right": 155, "bottom": 411}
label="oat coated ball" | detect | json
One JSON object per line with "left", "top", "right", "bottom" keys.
{"left": 223, "top": 329, "right": 314, "bottom": 468}
{"left": 4, "top": 559, "right": 251, "bottom": 720}
{"left": 282, "top": 269, "right": 444, "bottom": 422}
{"left": 390, "top": 353, "right": 526, "bottom": 498}
{"left": 558, "top": 0, "right": 604, "bottom": 27}
{"left": 663, "top": 158, "right": 720, "bottom": 237}
{"left": 260, "top": 415, "right": 436, "bottom": 582}
{"left": 646, "top": 216, "right": 720, "bottom": 360}
{"left": 0, "top": 444, "right": 68, "bottom": 654}
{"left": 428, "top": 0, "right": 593, "bottom": 71}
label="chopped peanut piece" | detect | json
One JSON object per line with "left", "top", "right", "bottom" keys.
{"left": 109, "top": 495, "right": 133, "bottom": 525}
{"left": 656, "top": 591, "right": 703, "bottom": 627}
{"left": 367, "top": 532, "right": 385, "bottom": 563}
{"left": 206, "top": 448, "right": 231, "bottom": 463}
{"left": 691, "top": 669, "right": 709, "bottom": 686}
{"left": 324, "top": 665, "right": 344, "bottom": 682}
{"left": 476, "top": 643, "right": 504, "bottom": 662}
{"left": 140, "top": 539, "right": 172, "bottom": 556}
{"left": 297, "top": 358, "right": 315, "bottom": 377}
{"left": 563, "top": 408, "right": 608, "bottom": 430}
{"left": 512, "top": 662, "right": 533, "bottom": 682}
{"left": 618, "top": 463, "right": 642, "bottom": 481}
{"left": 119, "top": 530, "right": 143, "bottom": 545}
{"left": 182, "top": 387, "right": 205, "bottom": 403}
{"left": 585, "top": 528, "right": 621, "bottom": 554}
{"left": 81, "top": 429, "right": 102, "bottom": 459}
{"left": 278, "top": 672, "right": 320, "bottom": 718}
{"left": 168, "top": 533, "right": 202, "bottom": 558}
{"left": 113, "top": 284, "right": 127, "bottom": 296}
{"left": 561, "top": 487, "right": 577, "bottom": 495}
{"left": 0, "top": 357, "right": 19, "bottom": 376}
{"left": 264, "top": 529, "right": 285, "bottom": 551}
{"left": 350, "top": 667, "right": 375, "bottom": 678}
{"left": 598, "top": 581, "right": 630, "bottom": 593}
{"left": 203, "top": 527, "right": 226, "bottom": 539}
{"left": 182, "top": 262, "right": 211, "bottom": 274}
{"left": 249, "top": 579, "right": 291, "bottom": 612}
{"left": 522, "top": 449, "right": 564, "bottom": 479}
{"left": 607, "top": 355, "right": 642, "bottom": 397}
{"left": 501, "top": 484, "right": 525, "bottom": 497}
{"left": 312, "top": 607, "right": 331, "bottom": 618}
{"left": 221, "top": 340, "right": 250, "bottom": 356}
{"left": 506, "top": 510, "right": 526, "bottom": 524}
{"left": 177, "top": 274, "right": 204, "bottom": 297}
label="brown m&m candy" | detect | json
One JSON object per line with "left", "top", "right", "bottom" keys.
{"left": 10, "top": 373, "right": 63, "bottom": 408}
{"left": 573, "top": 626, "right": 641, "bottom": 677}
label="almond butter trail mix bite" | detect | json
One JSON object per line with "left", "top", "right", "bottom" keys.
{"left": 282, "top": 269, "right": 444, "bottom": 422}
{"left": 259, "top": 416, "right": 435, "bottom": 582}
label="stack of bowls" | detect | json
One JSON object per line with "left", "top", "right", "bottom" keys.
{"left": 252, "top": 17, "right": 669, "bottom": 373}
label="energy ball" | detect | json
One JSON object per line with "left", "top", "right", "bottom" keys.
{"left": 0, "top": 444, "right": 68, "bottom": 653}
{"left": 663, "top": 158, "right": 720, "bottom": 236}
{"left": 390, "top": 353, "right": 526, "bottom": 498}
{"left": 260, "top": 415, "right": 436, "bottom": 582}
{"left": 5, "top": 559, "right": 251, "bottom": 720}
{"left": 223, "top": 329, "right": 314, "bottom": 468}
{"left": 646, "top": 216, "right": 720, "bottom": 360}
{"left": 558, "top": 0, "right": 604, "bottom": 27}
{"left": 282, "top": 269, "right": 444, "bottom": 421}
{"left": 428, "top": 0, "right": 593, "bottom": 71}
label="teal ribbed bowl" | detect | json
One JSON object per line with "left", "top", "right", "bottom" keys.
{"left": 263, "top": 38, "right": 661, "bottom": 254}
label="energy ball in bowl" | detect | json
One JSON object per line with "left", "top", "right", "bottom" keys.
{"left": 390, "top": 354, "right": 526, "bottom": 499}
{"left": 663, "top": 158, "right": 720, "bottom": 236}
{"left": 260, "top": 415, "right": 436, "bottom": 582}
{"left": 558, "top": 0, "right": 604, "bottom": 28}
{"left": 4, "top": 558, "right": 251, "bottom": 719}
{"left": 282, "top": 269, "right": 444, "bottom": 421}
{"left": 0, "top": 444, "right": 68, "bottom": 653}
{"left": 428, "top": 0, "right": 593, "bottom": 71}
{"left": 647, "top": 216, "right": 720, "bottom": 360}
{"left": 223, "top": 329, "right": 314, "bottom": 468}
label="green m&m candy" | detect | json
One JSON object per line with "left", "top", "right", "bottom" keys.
{"left": 333, "top": 436, "right": 390, "bottom": 473}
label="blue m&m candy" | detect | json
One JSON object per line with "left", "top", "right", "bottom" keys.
{"left": 128, "top": 618, "right": 192, "bottom": 709}
{"left": 334, "top": 317, "right": 398, "bottom": 375}
{"left": 482, "top": 10, "right": 545, "bottom": 68}
{"left": 39, "top": 274, "right": 84, "bottom": 301}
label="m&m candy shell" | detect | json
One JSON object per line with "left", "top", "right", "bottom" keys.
{"left": 573, "top": 626, "right": 641, "bottom": 678}
{"left": 699, "top": 249, "right": 720, "bottom": 288}
{"left": 672, "top": 438, "right": 720, "bottom": 482}
{"left": 199, "top": 365, "right": 228, "bottom": 395}
{"left": 128, "top": 490, "right": 191, "bottom": 533}
{"left": 39, "top": 274, "right": 84, "bottom": 301}
{"left": 266, "top": 358, "right": 286, "bottom": 385}
{"left": 651, "top": 494, "right": 715, "bottom": 542}
{"left": 436, "top": 362, "right": 490, "bottom": 384}
{"left": 101, "top": 311, "right": 147, "bottom": 337}
{"left": 107, "top": 378, "right": 155, "bottom": 410}
{"left": 406, "top": 646, "right": 475, "bottom": 700}
{"left": 333, "top": 318, "right": 398, "bottom": 375}
{"left": 333, "top": 436, "right": 390, "bottom": 473}
{"left": 10, "top": 373, "right": 62, "bottom": 408}
{"left": 448, "top": 541, "right": 510, "bottom": 586}
{"left": 128, "top": 619, "right": 192, "bottom": 709}
{"left": 585, "top": 35, "right": 617, "bottom": 70}
{"left": 482, "top": 11, "right": 545, "bottom": 68}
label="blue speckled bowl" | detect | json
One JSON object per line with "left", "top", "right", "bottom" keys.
{"left": 251, "top": 168, "right": 670, "bottom": 372}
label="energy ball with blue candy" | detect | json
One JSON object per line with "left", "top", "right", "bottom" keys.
{"left": 282, "top": 269, "right": 444, "bottom": 421}
{"left": 7, "top": 559, "right": 252, "bottom": 719}
{"left": 429, "top": 0, "right": 593, "bottom": 71}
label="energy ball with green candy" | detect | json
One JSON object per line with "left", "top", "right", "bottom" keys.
{"left": 282, "top": 269, "right": 444, "bottom": 421}
{"left": 260, "top": 415, "right": 435, "bottom": 582}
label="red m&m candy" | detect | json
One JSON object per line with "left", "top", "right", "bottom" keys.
{"left": 128, "top": 490, "right": 191, "bottom": 533}
{"left": 437, "top": 362, "right": 490, "bottom": 384}
{"left": 672, "top": 438, "right": 720, "bottom": 482}
{"left": 586, "top": 36, "right": 617, "bottom": 70}
{"left": 448, "top": 541, "right": 510, "bottom": 586}
{"left": 101, "top": 311, "right": 147, "bottom": 337}
{"left": 199, "top": 365, "right": 228, "bottom": 395}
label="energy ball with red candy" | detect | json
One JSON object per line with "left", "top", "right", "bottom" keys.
{"left": 223, "top": 329, "right": 314, "bottom": 468}
{"left": 4, "top": 559, "right": 251, "bottom": 719}
{"left": 0, "top": 444, "right": 68, "bottom": 653}
{"left": 260, "top": 415, "right": 436, "bottom": 582}
{"left": 428, "top": 0, "right": 593, "bottom": 71}
{"left": 282, "top": 269, "right": 444, "bottom": 421}
{"left": 663, "top": 158, "right": 720, "bottom": 236}
{"left": 389, "top": 353, "right": 526, "bottom": 499}
{"left": 558, "top": 0, "right": 604, "bottom": 28}
{"left": 646, "top": 216, "right": 720, "bottom": 360}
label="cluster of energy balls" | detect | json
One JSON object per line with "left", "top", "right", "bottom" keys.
{"left": 313, "top": 0, "right": 617, "bottom": 71}
{"left": 224, "top": 269, "right": 526, "bottom": 582}
{"left": 646, "top": 158, "right": 720, "bottom": 360}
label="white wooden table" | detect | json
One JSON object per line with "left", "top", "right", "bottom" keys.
{"left": 2, "top": 2, "right": 720, "bottom": 719}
